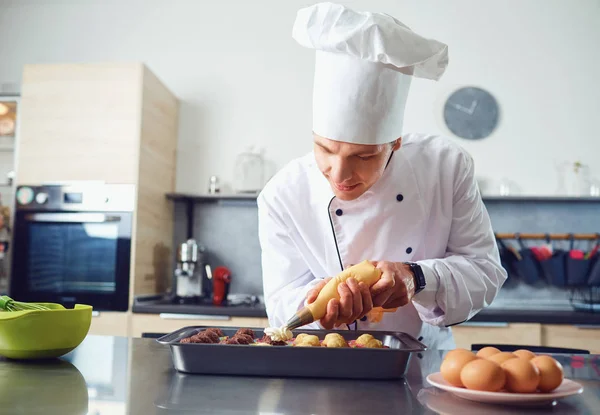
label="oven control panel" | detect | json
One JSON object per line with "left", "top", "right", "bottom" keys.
{"left": 15, "top": 183, "right": 136, "bottom": 212}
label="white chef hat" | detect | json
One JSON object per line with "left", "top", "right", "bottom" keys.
{"left": 292, "top": 2, "right": 449, "bottom": 145}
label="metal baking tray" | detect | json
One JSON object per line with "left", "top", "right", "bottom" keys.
{"left": 156, "top": 326, "right": 427, "bottom": 379}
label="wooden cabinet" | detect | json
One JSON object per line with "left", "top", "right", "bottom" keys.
{"left": 17, "top": 63, "right": 144, "bottom": 184}
{"left": 542, "top": 324, "right": 600, "bottom": 354}
{"left": 88, "top": 312, "right": 131, "bottom": 337}
{"left": 85, "top": 312, "right": 269, "bottom": 338}
{"left": 130, "top": 313, "right": 269, "bottom": 338}
{"left": 451, "top": 323, "right": 542, "bottom": 349}
{"left": 16, "top": 63, "right": 179, "bottom": 303}
{"left": 452, "top": 322, "right": 600, "bottom": 354}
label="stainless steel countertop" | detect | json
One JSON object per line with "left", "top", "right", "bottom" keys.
{"left": 1, "top": 335, "right": 599, "bottom": 414}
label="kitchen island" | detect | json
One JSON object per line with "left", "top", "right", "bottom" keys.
{"left": 1, "top": 335, "right": 599, "bottom": 414}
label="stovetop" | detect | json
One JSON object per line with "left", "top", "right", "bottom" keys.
{"left": 132, "top": 293, "right": 267, "bottom": 318}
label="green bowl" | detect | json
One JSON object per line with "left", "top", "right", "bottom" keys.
{"left": 0, "top": 303, "right": 93, "bottom": 359}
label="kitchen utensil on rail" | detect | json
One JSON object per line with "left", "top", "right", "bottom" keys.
{"left": 285, "top": 260, "right": 396, "bottom": 330}
{"left": 0, "top": 302, "right": 92, "bottom": 359}
{"left": 565, "top": 234, "right": 594, "bottom": 287}
{"left": 512, "top": 234, "right": 544, "bottom": 285}
{"left": 538, "top": 234, "right": 568, "bottom": 287}
{"left": 495, "top": 237, "right": 520, "bottom": 284}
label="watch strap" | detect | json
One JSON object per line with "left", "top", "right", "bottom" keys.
{"left": 404, "top": 262, "right": 426, "bottom": 294}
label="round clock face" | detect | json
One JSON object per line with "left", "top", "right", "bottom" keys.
{"left": 443, "top": 87, "right": 499, "bottom": 140}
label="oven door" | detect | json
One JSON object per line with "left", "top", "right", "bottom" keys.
{"left": 10, "top": 211, "right": 132, "bottom": 311}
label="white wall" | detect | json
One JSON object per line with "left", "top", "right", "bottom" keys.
{"left": 1, "top": 0, "right": 599, "bottom": 196}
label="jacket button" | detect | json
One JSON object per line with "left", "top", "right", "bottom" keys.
{"left": 335, "top": 209, "right": 343, "bottom": 216}
{"left": 406, "top": 247, "right": 413, "bottom": 254}
{"left": 396, "top": 194, "right": 404, "bottom": 202}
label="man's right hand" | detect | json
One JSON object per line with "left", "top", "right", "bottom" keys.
{"left": 306, "top": 277, "right": 373, "bottom": 329}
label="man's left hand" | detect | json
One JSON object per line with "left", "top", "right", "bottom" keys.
{"left": 369, "top": 261, "right": 416, "bottom": 308}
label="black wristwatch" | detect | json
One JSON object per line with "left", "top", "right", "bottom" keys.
{"left": 404, "top": 262, "right": 426, "bottom": 294}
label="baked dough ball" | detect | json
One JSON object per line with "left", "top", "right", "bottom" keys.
{"left": 355, "top": 334, "right": 375, "bottom": 346}
{"left": 293, "top": 333, "right": 310, "bottom": 345}
{"left": 294, "top": 334, "right": 321, "bottom": 347}
{"left": 354, "top": 334, "right": 382, "bottom": 348}
{"left": 323, "top": 333, "right": 348, "bottom": 348}
{"left": 363, "top": 338, "right": 383, "bottom": 348}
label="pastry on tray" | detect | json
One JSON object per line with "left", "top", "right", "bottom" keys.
{"left": 323, "top": 333, "right": 348, "bottom": 348}
{"left": 354, "top": 333, "right": 383, "bottom": 348}
{"left": 178, "top": 327, "right": 386, "bottom": 349}
{"left": 235, "top": 328, "right": 255, "bottom": 339}
{"left": 292, "top": 333, "right": 309, "bottom": 346}
{"left": 259, "top": 333, "right": 287, "bottom": 346}
{"left": 294, "top": 335, "right": 321, "bottom": 347}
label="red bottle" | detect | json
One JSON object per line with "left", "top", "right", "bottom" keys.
{"left": 212, "top": 266, "right": 231, "bottom": 306}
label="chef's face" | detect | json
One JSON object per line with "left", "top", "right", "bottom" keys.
{"left": 314, "top": 134, "right": 401, "bottom": 201}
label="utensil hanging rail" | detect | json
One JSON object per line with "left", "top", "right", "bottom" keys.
{"left": 495, "top": 233, "right": 598, "bottom": 240}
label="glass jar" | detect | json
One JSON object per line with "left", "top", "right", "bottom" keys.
{"left": 234, "top": 147, "right": 265, "bottom": 193}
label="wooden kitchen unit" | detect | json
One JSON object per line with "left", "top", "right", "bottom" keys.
{"left": 88, "top": 312, "right": 132, "bottom": 338}
{"left": 451, "top": 322, "right": 542, "bottom": 349}
{"left": 542, "top": 324, "right": 600, "bottom": 354}
{"left": 16, "top": 62, "right": 179, "bottom": 312}
{"left": 452, "top": 322, "right": 600, "bottom": 354}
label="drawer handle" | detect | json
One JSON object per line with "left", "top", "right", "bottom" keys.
{"left": 574, "top": 325, "right": 600, "bottom": 329}
{"left": 458, "top": 322, "right": 509, "bottom": 328}
{"left": 159, "top": 313, "right": 231, "bottom": 321}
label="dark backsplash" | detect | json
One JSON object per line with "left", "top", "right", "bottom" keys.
{"left": 172, "top": 196, "right": 600, "bottom": 304}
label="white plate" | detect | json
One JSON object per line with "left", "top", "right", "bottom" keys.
{"left": 426, "top": 372, "right": 583, "bottom": 406}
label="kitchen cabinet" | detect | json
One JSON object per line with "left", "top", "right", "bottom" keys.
{"left": 88, "top": 312, "right": 131, "bottom": 337}
{"left": 452, "top": 322, "right": 600, "bottom": 354}
{"left": 542, "top": 324, "right": 600, "bottom": 354}
{"left": 16, "top": 62, "right": 179, "bottom": 304}
{"left": 451, "top": 322, "right": 542, "bottom": 349}
{"left": 130, "top": 314, "right": 269, "bottom": 338}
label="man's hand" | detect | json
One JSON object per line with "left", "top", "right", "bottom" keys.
{"left": 369, "top": 261, "right": 416, "bottom": 308}
{"left": 306, "top": 277, "right": 373, "bottom": 329}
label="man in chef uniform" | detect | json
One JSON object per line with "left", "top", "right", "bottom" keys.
{"left": 258, "top": 3, "right": 507, "bottom": 349}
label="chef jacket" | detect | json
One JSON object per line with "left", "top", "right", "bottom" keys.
{"left": 257, "top": 133, "right": 507, "bottom": 349}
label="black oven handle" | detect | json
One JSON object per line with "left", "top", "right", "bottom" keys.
{"left": 24, "top": 213, "right": 121, "bottom": 223}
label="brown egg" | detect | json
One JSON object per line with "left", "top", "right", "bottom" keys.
{"left": 501, "top": 357, "right": 540, "bottom": 393}
{"left": 530, "top": 355, "right": 564, "bottom": 392}
{"left": 513, "top": 349, "right": 537, "bottom": 361}
{"left": 460, "top": 359, "right": 506, "bottom": 392}
{"left": 476, "top": 346, "right": 501, "bottom": 359}
{"left": 488, "top": 352, "right": 517, "bottom": 365}
{"left": 441, "top": 349, "right": 478, "bottom": 387}
{"left": 444, "top": 348, "right": 473, "bottom": 359}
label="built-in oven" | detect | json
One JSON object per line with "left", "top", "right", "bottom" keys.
{"left": 10, "top": 183, "right": 134, "bottom": 311}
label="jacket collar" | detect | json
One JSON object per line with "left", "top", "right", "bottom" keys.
{"left": 308, "top": 149, "right": 409, "bottom": 209}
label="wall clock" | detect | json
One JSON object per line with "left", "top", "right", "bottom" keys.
{"left": 443, "top": 86, "right": 499, "bottom": 140}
